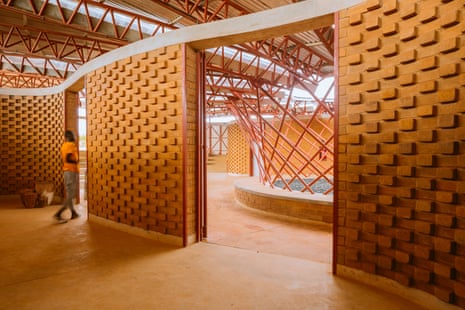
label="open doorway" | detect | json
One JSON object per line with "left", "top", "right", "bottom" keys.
{"left": 204, "top": 119, "right": 333, "bottom": 264}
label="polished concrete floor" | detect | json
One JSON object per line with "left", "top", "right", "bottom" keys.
{"left": 0, "top": 174, "right": 429, "bottom": 309}
{"left": 206, "top": 173, "right": 332, "bottom": 264}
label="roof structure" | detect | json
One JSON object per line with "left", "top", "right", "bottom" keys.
{"left": 0, "top": 0, "right": 334, "bottom": 89}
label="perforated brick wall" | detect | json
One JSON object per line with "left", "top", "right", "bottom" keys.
{"left": 338, "top": 0, "right": 465, "bottom": 306}
{"left": 0, "top": 93, "right": 64, "bottom": 195}
{"left": 86, "top": 44, "right": 197, "bottom": 243}
{"left": 227, "top": 123, "right": 250, "bottom": 175}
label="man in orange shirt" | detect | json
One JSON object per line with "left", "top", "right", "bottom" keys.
{"left": 54, "top": 130, "right": 80, "bottom": 222}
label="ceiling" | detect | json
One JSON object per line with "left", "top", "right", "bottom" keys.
{"left": 0, "top": 0, "right": 334, "bottom": 89}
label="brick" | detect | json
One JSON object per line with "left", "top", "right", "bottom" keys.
{"left": 418, "top": 80, "right": 437, "bottom": 93}
{"left": 414, "top": 245, "right": 433, "bottom": 260}
{"left": 366, "top": 101, "right": 379, "bottom": 112}
{"left": 399, "top": 74, "right": 416, "bottom": 87}
{"left": 379, "top": 154, "right": 396, "bottom": 165}
{"left": 416, "top": 178, "right": 433, "bottom": 190}
{"left": 349, "top": 13, "right": 363, "bottom": 25}
{"left": 365, "top": 123, "right": 379, "bottom": 133}
{"left": 417, "top": 154, "right": 435, "bottom": 167}
{"left": 455, "top": 229, "right": 465, "bottom": 244}
{"left": 436, "top": 191, "right": 456, "bottom": 203}
{"left": 436, "top": 168, "right": 457, "bottom": 180}
{"left": 349, "top": 32, "right": 363, "bottom": 45}
{"left": 347, "top": 54, "right": 362, "bottom": 65}
{"left": 400, "top": 25, "right": 417, "bottom": 42}
{"left": 379, "top": 175, "right": 396, "bottom": 185}
{"left": 439, "top": 63, "right": 460, "bottom": 78}
{"left": 366, "top": 0, "right": 381, "bottom": 11}
{"left": 399, "top": 143, "right": 415, "bottom": 154}
{"left": 419, "top": 56, "right": 438, "bottom": 71}
{"left": 417, "top": 105, "right": 436, "bottom": 117}
{"left": 348, "top": 113, "right": 362, "bottom": 124}
{"left": 378, "top": 255, "right": 394, "bottom": 270}
{"left": 378, "top": 235, "right": 393, "bottom": 248}
{"left": 382, "top": 22, "right": 398, "bottom": 36}
{"left": 362, "top": 222, "right": 377, "bottom": 233}
{"left": 378, "top": 195, "right": 395, "bottom": 205}
{"left": 441, "top": 10, "right": 460, "bottom": 28}
{"left": 415, "top": 221, "right": 434, "bottom": 234}
{"left": 383, "top": 44, "right": 398, "bottom": 57}
{"left": 414, "top": 267, "right": 433, "bottom": 283}
{"left": 380, "top": 131, "right": 397, "bottom": 143}
{"left": 438, "top": 89, "right": 458, "bottom": 103}
{"left": 400, "top": 2, "right": 417, "bottom": 20}
{"left": 419, "top": 5, "right": 438, "bottom": 23}
{"left": 434, "top": 262, "right": 455, "bottom": 279}
{"left": 347, "top": 73, "right": 363, "bottom": 85}
{"left": 397, "top": 207, "right": 413, "bottom": 219}
{"left": 381, "top": 110, "right": 397, "bottom": 121}
{"left": 381, "top": 88, "right": 398, "bottom": 100}
{"left": 399, "top": 49, "right": 417, "bottom": 64}
{"left": 417, "top": 129, "right": 435, "bottom": 142}
{"left": 363, "top": 184, "right": 378, "bottom": 194}
{"left": 383, "top": 0, "right": 398, "bottom": 15}
{"left": 365, "top": 15, "right": 381, "bottom": 30}
{"left": 398, "top": 166, "right": 414, "bottom": 177}
{"left": 366, "top": 58, "right": 380, "bottom": 71}
{"left": 366, "top": 80, "right": 380, "bottom": 92}
{"left": 347, "top": 93, "right": 362, "bottom": 104}
{"left": 362, "top": 241, "right": 377, "bottom": 254}
{"left": 439, "top": 141, "right": 457, "bottom": 155}
{"left": 365, "top": 143, "right": 379, "bottom": 154}
{"left": 396, "top": 229, "right": 413, "bottom": 242}
{"left": 395, "top": 250, "right": 411, "bottom": 264}
{"left": 433, "top": 237, "right": 455, "bottom": 253}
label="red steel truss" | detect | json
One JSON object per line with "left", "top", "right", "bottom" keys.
{"left": 205, "top": 48, "right": 334, "bottom": 195}
{"left": 0, "top": 70, "right": 62, "bottom": 88}
{"left": 0, "top": 0, "right": 176, "bottom": 84}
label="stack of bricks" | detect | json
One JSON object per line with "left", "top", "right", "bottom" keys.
{"left": 86, "top": 44, "right": 197, "bottom": 243}
{"left": 0, "top": 94, "right": 64, "bottom": 195}
{"left": 338, "top": 0, "right": 465, "bottom": 306}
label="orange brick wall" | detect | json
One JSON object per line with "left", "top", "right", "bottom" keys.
{"left": 86, "top": 44, "right": 198, "bottom": 242}
{"left": 338, "top": 0, "right": 465, "bottom": 306}
{"left": 0, "top": 93, "right": 65, "bottom": 195}
{"left": 227, "top": 123, "right": 250, "bottom": 175}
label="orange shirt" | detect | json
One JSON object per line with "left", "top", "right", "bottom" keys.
{"left": 61, "top": 141, "right": 79, "bottom": 172}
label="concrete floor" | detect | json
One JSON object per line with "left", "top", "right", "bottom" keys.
{"left": 206, "top": 173, "right": 332, "bottom": 264}
{"left": 0, "top": 175, "right": 429, "bottom": 309}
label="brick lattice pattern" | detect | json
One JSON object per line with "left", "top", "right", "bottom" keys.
{"left": 338, "top": 0, "right": 465, "bottom": 306}
{"left": 86, "top": 44, "right": 197, "bottom": 241}
{"left": 0, "top": 94, "right": 64, "bottom": 196}
{"left": 227, "top": 124, "right": 250, "bottom": 175}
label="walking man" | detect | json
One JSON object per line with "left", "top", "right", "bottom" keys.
{"left": 54, "top": 130, "right": 80, "bottom": 221}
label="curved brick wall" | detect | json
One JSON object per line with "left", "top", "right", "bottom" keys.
{"left": 86, "top": 44, "right": 198, "bottom": 246}
{"left": 338, "top": 0, "right": 465, "bottom": 307}
{"left": 0, "top": 93, "right": 65, "bottom": 196}
{"left": 235, "top": 178, "right": 333, "bottom": 223}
